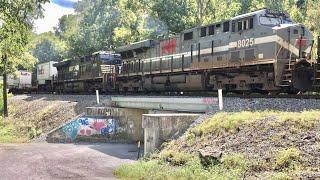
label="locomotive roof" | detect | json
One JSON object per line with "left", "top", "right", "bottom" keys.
{"left": 181, "top": 8, "right": 267, "bottom": 33}
{"left": 231, "top": 9, "right": 266, "bottom": 20}
{"left": 92, "top": 51, "right": 118, "bottom": 56}
{"left": 116, "top": 39, "right": 156, "bottom": 53}
{"left": 54, "top": 51, "right": 121, "bottom": 68}
{"left": 54, "top": 59, "right": 72, "bottom": 67}
{"left": 114, "top": 8, "right": 289, "bottom": 56}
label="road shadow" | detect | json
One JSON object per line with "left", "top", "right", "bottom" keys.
{"left": 84, "top": 143, "right": 141, "bottom": 160}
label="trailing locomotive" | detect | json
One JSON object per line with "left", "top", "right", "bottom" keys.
{"left": 115, "top": 8, "right": 316, "bottom": 93}
{"left": 53, "top": 51, "right": 121, "bottom": 93}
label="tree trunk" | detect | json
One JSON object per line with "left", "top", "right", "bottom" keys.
{"left": 3, "top": 73, "right": 8, "bottom": 117}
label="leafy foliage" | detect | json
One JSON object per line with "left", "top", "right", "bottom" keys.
{"left": 0, "top": 0, "right": 49, "bottom": 74}
{"left": 31, "top": 32, "right": 67, "bottom": 62}
{"left": 38, "top": 0, "right": 320, "bottom": 60}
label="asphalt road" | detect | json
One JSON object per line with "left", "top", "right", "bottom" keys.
{"left": 0, "top": 143, "right": 137, "bottom": 180}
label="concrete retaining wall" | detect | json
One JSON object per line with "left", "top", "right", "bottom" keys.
{"left": 46, "top": 107, "right": 147, "bottom": 143}
{"left": 142, "top": 113, "right": 200, "bottom": 154}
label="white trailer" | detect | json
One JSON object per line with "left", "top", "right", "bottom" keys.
{"left": 7, "top": 70, "right": 32, "bottom": 89}
{"left": 37, "top": 61, "right": 58, "bottom": 85}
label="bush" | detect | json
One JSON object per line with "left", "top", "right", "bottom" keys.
{"left": 221, "top": 153, "right": 248, "bottom": 174}
{"left": 274, "top": 148, "right": 301, "bottom": 171}
{"left": 114, "top": 160, "right": 170, "bottom": 180}
{"left": 159, "top": 150, "right": 193, "bottom": 166}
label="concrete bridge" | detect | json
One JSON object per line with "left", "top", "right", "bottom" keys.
{"left": 47, "top": 96, "right": 220, "bottom": 154}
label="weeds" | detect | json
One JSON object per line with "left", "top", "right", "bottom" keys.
{"left": 185, "top": 131, "right": 196, "bottom": 146}
{"left": 274, "top": 148, "right": 302, "bottom": 171}
{"left": 159, "top": 150, "right": 193, "bottom": 166}
{"left": 221, "top": 153, "right": 248, "bottom": 174}
{"left": 267, "top": 172, "right": 291, "bottom": 180}
{"left": 0, "top": 99, "right": 57, "bottom": 142}
{"left": 114, "top": 156, "right": 240, "bottom": 180}
{"left": 0, "top": 121, "right": 28, "bottom": 143}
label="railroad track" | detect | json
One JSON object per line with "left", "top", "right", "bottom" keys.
{"left": 18, "top": 91, "right": 320, "bottom": 99}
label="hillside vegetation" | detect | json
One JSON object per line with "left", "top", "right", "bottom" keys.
{"left": 0, "top": 95, "right": 96, "bottom": 143}
{"left": 115, "top": 111, "right": 320, "bottom": 179}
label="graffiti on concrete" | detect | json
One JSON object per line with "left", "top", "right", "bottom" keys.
{"left": 62, "top": 116, "right": 116, "bottom": 140}
{"left": 62, "top": 121, "right": 81, "bottom": 140}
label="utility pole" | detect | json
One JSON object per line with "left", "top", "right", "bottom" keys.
{"left": 318, "top": 36, "right": 320, "bottom": 63}
{"left": 2, "top": 54, "right": 8, "bottom": 117}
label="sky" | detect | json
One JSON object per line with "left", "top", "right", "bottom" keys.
{"left": 33, "top": 0, "right": 79, "bottom": 34}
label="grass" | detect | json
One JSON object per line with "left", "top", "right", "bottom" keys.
{"left": 114, "top": 156, "right": 240, "bottom": 180}
{"left": 189, "top": 111, "right": 320, "bottom": 139}
{"left": 0, "top": 120, "right": 28, "bottom": 143}
{"left": 190, "top": 111, "right": 266, "bottom": 137}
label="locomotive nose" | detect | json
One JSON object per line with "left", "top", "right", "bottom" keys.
{"left": 291, "top": 25, "right": 312, "bottom": 58}
{"left": 290, "top": 25, "right": 314, "bottom": 91}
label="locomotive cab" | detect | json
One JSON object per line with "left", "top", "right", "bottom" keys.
{"left": 263, "top": 9, "right": 314, "bottom": 92}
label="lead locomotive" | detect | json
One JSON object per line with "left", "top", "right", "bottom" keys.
{"left": 115, "top": 8, "right": 315, "bottom": 94}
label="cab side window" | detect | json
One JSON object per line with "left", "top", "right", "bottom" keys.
{"left": 200, "top": 27, "right": 207, "bottom": 37}
{"left": 184, "top": 32, "right": 193, "bottom": 41}
{"left": 223, "top": 21, "right": 230, "bottom": 32}
{"left": 235, "top": 17, "right": 254, "bottom": 32}
{"left": 208, "top": 25, "right": 215, "bottom": 35}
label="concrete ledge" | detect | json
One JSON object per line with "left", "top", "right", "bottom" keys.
{"left": 86, "top": 107, "right": 113, "bottom": 116}
{"left": 112, "top": 96, "right": 218, "bottom": 112}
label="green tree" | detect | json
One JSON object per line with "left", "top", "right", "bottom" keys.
{"left": 32, "top": 32, "right": 67, "bottom": 62}
{"left": 55, "top": 14, "right": 78, "bottom": 40}
{"left": 0, "top": 0, "right": 48, "bottom": 117}
{"left": 68, "top": 0, "right": 120, "bottom": 56}
{"left": 113, "top": 0, "right": 168, "bottom": 46}
{"left": 151, "top": 0, "right": 195, "bottom": 34}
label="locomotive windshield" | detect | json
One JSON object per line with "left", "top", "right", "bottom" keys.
{"left": 259, "top": 16, "right": 281, "bottom": 26}
{"left": 259, "top": 10, "right": 293, "bottom": 26}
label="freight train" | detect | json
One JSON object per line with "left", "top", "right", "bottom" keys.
{"left": 8, "top": 8, "right": 320, "bottom": 94}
